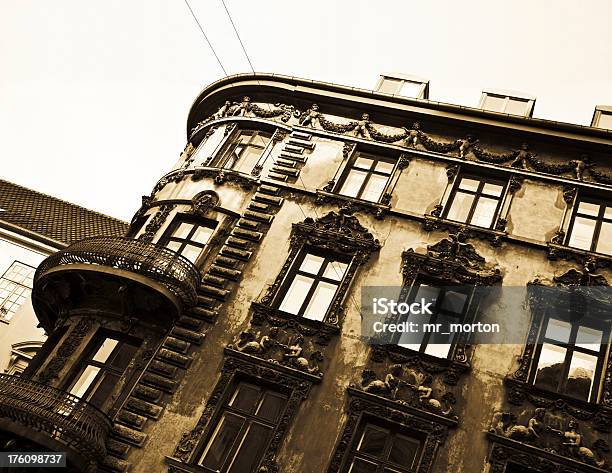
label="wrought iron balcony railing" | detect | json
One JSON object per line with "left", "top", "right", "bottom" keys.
{"left": 0, "top": 373, "right": 111, "bottom": 464}
{"left": 34, "top": 236, "right": 200, "bottom": 308}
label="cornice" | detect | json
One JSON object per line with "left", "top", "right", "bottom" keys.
{"left": 187, "top": 73, "right": 612, "bottom": 150}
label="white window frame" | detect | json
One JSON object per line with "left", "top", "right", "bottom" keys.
{"left": 478, "top": 89, "right": 536, "bottom": 117}
{"left": 591, "top": 105, "right": 612, "bottom": 130}
{"left": 375, "top": 73, "right": 429, "bottom": 99}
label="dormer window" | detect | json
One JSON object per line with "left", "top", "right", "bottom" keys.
{"left": 592, "top": 106, "right": 612, "bottom": 130}
{"left": 479, "top": 90, "right": 535, "bottom": 117}
{"left": 375, "top": 74, "right": 429, "bottom": 99}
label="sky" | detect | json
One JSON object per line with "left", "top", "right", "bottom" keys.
{"left": 1, "top": 0, "right": 611, "bottom": 222}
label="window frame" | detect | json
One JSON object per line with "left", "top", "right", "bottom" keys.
{"left": 375, "top": 74, "right": 429, "bottom": 99}
{"left": 334, "top": 152, "right": 397, "bottom": 204}
{"left": 216, "top": 127, "right": 273, "bottom": 171}
{"left": 64, "top": 330, "right": 141, "bottom": 409}
{"left": 159, "top": 214, "right": 218, "bottom": 267}
{"left": 393, "top": 279, "right": 474, "bottom": 360}
{"left": 442, "top": 174, "right": 507, "bottom": 229}
{"left": 591, "top": 105, "right": 612, "bottom": 130}
{"left": 343, "top": 420, "right": 424, "bottom": 473}
{"left": 0, "top": 261, "right": 35, "bottom": 323}
{"left": 478, "top": 91, "right": 535, "bottom": 117}
{"left": 565, "top": 197, "right": 612, "bottom": 256}
{"left": 529, "top": 313, "right": 610, "bottom": 403}
{"left": 196, "top": 380, "right": 289, "bottom": 473}
{"left": 273, "top": 247, "right": 352, "bottom": 323}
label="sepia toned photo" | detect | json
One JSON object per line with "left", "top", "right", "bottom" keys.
{"left": 1, "top": 1, "right": 612, "bottom": 472}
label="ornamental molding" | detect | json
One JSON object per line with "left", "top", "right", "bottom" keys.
{"left": 326, "top": 388, "right": 455, "bottom": 473}
{"left": 315, "top": 190, "right": 391, "bottom": 219}
{"left": 487, "top": 431, "right": 611, "bottom": 472}
{"left": 422, "top": 216, "right": 507, "bottom": 247}
{"left": 191, "top": 97, "right": 612, "bottom": 186}
{"left": 171, "top": 351, "right": 313, "bottom": 471}
{"left": 402, "top": 230, "right": 503, "bottom": 286}
{"left": 548, "top": 243, "right": 612, "bottom": 269}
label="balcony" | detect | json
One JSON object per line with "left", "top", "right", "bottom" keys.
{"left": 33, "top": 237, "right": 200, "bottom": 330}
{"left": 0, "top": 373, "right": 111, "bottom": 471}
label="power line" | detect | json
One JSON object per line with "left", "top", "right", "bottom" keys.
{"left": 220, "top": 0, "right": 256, "bottom": 75}
{"left": 183, "top": 0, "right": 228, "bottom": 76}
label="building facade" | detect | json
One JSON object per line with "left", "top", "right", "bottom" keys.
{"left": 1, "top": 73, "right": 612, "bottom": 473}
{"left": 0, "top": 179, "right": 128, "bottom": 376}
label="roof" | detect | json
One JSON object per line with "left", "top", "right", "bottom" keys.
{"left": 0, "top": 179, "right": 128, "bottom": 246}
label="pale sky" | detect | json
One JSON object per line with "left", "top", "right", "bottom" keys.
{"left": 2, "top": 0, "right": 611, "bottom": 221}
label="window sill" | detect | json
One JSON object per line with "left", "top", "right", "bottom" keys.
{"left": 547, "top": 242, "right": 612, "bottom": 268}
{"left": 423, "top": 215, "right": 507, "bottom": 246}
{"left": 315, "top": 190, "right": 391, "bottom": 219}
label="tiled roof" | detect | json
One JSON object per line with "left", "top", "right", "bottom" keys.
{"left": 0, "top": 179, "right": 128, "bottom": 245}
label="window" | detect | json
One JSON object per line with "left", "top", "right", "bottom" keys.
{"left": 337, "top": 153, "right": 395, "bottom": 203}
{"left": 479, "top": 91, "right": 535, "bottom": 117}
{"left": 375, "top": 74, "right": 429, "bottom": 99}
{"left": 275, "top": 250, "right": 349, "bottom": 322}
{"left": 198, "top": 382, "right": 287, "bottom": 473}
{"left": 396, "top": 282, "right": 471, "bottom": 359}
{"left": 592, "top": 106, "right": 612, "bottom": 130}
{"left": 219, "top": 129, "right": 272, "bottom": 171}
{"left": 566, "top": 199, "right": 612, "bottom": 255}
{"left": 443, "top": 176, "right": 505, "bottom": 228}
{"left": 67, "top": 333, "right": 140, "bottom": 409}
{"left": 0, "top": 262, "right": 34, "bottom": 323}
{"left": 344, "top": 422, "right": 423, "bottom": 473}
{"left": 532, "top": 315, "right": 608, "bottom": 402}
{"left": 161, "top": 216, "right": 217, "bottom": 264}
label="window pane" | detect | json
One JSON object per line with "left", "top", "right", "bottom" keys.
{"left": 340, "top": 170, "right": 368, "bottom": 198}
{"left": 300, "top": 254, "right": 325, "bottom": 275}
{"left": 354, "top": 157, "right": 374, "bottom": 170}
{"left": 166, "top": 241, "right": 182, "bottom": 253}
{"left": 349, "top": 458, "right": 379, "bottom": 473}
{"left": 192, "top": 226, "right": 214, "bottom": 245}
{"left": 361, "top": 174, "right": 388, "bottom": 202}
{"left": 446, "top": 192, "right": 475, "bottom": 223}
{"left": 302, "top": 281, "right": 338, "bottom": 321}
{"left": 173, "top": 222, "right": 194, "bottom": 239}
{"left": 278, "top": 275, "right": 314, "bottom": 315}
{"left": 482, "top": 95, "right": 506, "bottom": 112}
{"left": 545, "top": 318, "right": 571, "bottom": 343}
{"left": 440, "top": 290, "right": 468, "bottom": 314}
{"left": 181, "top": 244, "right": 203, "bottom": 263}
{"left": 228, "top": 423, "right": 273, "bottom": 473}
{"left": 378, "top": 78, "right": 402, "bottom": 94}
{"left": 482, "top": 182, "right": 504, "bottom": 197}
{"left": 230, "top": 383, "right": 261, "bottom": 414}
{"left": 534, "top": 343, "right": 566, "bottom": 392}
{"left": 375, "top": 161, "right": 395, "bottom": 174}
{"left": 109, "top": 342, "right": 139, "bottom": 371}
{"left": 505, "top": 98, "right": 529, "bottom": 116}
{"left": 256, "top": 392, "right": 287, "bottom": 423}
{"left": 414, "top": 284, "right": 440, "bottom": 304}
{"left": 200, "top": 413, "right": 245, "bottom": 470}
{"left": 399, "top": 81, "right": 423, "bottom": 98}
{"left": 565, "top": 351, "right": 597, "bottom": 401}
{"left": 577, "top": 201, "right": 601, "bottom": 217}
{"left": 397, "top": 313, "right": 429, "bottom": 349}
{"left": 458, "top": 178, "right": 480, "bottom": 192}
{"left": 89, "top": 372, "right": 120, "bottom": 408}
{"left": 92, "top": 339, "right": 119, "bottom": 363}
{"left": 568, "top": 217, "right": 596, "bottom": 250}
{"left": 322, "top": 261, "right": 348, "bottom": 281}
{"left": 576, "top": 326, "right": 603, "bottom": 351}
{"left": 605, "top": 207, "right": 612, "bottom": 219}
{"left": 598, "top": 112, "right": 612, "bottom": 130}
{"left": 596, "top": 222, "right": 612, "bottom": 255}
{"left": 388, "top": 434, "right": 420, "bottom": 467}
{"left": 70, "top": 365, "right": 101, "bottom": 399}
{"left": 470, "top": 197, "right": 498, "bottom": 228}
{"left": 358, "top": 425, "right": 388, "bottom": 458}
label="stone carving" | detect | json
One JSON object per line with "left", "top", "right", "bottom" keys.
{"left": 353, "top": 113, "right": 370, "bottom": 138}
{"left": 360, "top": 364, "right": 456, "bottom": 418}
{"left": 189, "top": 191, "right": 219, "bottom": 216}
{"left": 551, "top": 420, "right": 609, "bottom": 468}
{"left": 491, "top": 409, "right": 546, "bottom": 441}
{"left": 298, "top": 103, "right": 321, "bottom": 127}
{"left": 138, "top": 204, "right": 174, "bottom": 243}
{"left": 458, "top": 135, "right": 478, "bottom": 158}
